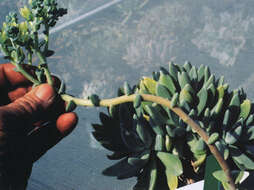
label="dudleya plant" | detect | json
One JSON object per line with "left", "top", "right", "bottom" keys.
{"left": 93, "top": 63, "right": 254, "bottom": 189}
{"left": 0, "top": 1, "right": 253, "bottom": 190}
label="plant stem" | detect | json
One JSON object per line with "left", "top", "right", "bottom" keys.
{"left": 61, "top": 93, "right": 236, "bottom": 190}
{"left": 27, "top": 51, "right": 32, "bottom": 65}
{"left": 42, "top": 65, "right": 53, "bottom": 85}
{"left": 35, "top": 50, "right": 53, "bottom": 86}
{"left": 12, "top": 62, "right": 40, "bottom": 85}
{"left": 32, "top": 23, "right": 53, "bottom": 86}
{"left": 43, "top": 24, "right": 49, "bottom": 53}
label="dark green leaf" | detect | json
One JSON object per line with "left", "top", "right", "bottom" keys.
{"left": 90, "top": 94, "right": 100, "bottom": 106}
{"left": 168, "top": 62, "right": 179, "bottom": 82}
{"left": 198, "top": 64, "right": 205, "bottom": 82}
{"left": 134, "top": 94, "right": 142, "bottom": 108}
{"left": 246, "top": 114, "right": 254, "bottom": 126}
{"left": 145, "top": 105, "right": 167, "bottom": 127}
{"left": 102, "top": 158, "right": 142, "bottom": 179}
{"left": 230, "top": 146, "right": 254, "bottom": 170}
{"left": 204, "top": 66, "right": 211, "bottom": 82}
{"left": 217, "top": 76, "right": 225, "bottom": 86}
{"left": 203, "top": 155, "right": 221, "bottom": 190}
{"left": 44, "top": 49, "right": 54, "bottom": 57}
{"left": 229, "top": 93, "right": 240, "bottom": 122}
{"left": 247, "top": 126, "right": 254, "bottom": 140}
{"left": 222, "top": 109, "right": 230, "bottom": 130}
{"left": 215, "top": 140, "right": 229, "bottom": 160}
{"left": 136, "top": 118, "right": 153, "bottom": 148}
{"left": 192, "top": 139, "right": 206, "bottom": 156}
{"left": 170, "top": 93, "right": 179, "bottom": 108}
{"left": 212, "top": 170, "right": 228, "bottom": 183}
{"left": 121, "top": 127, "right": 145, "bottom": 152}
{"left": 203, "top": 74, "right": 215, "bottom": 89}
{"left": 133, "top": 155, "right": 157, "bottom": 190}
{"left": 166, "top": 125, "right": 175, "bottom": 138}
{"left": 65, "top": 100, "right": 76, "bottom": 112}
{"left": 178, "top": 71, "right": 191, "bottom": 90}
{"left": 197, "top": 88, "right": 208, "bottom": 115}
{"left": 124, "top": 82, "right": 132, "bottom": 95}
{"left": 183, "top": 61, "right": 192, "bottom": 72}
{"left": 225, "top": 126, "right": 242, "bottom": 145}
{"left": 107, "top": 152, "right": 129, "bottom": 160}
{"left": 154, "top": 135, "right": 164, "bottom": 151}
{"left": 156, "top": 83, "right": 172, "bottom": 99}
{"left": 160, "top": 66, "right": 169, "bottom": 74}
{"left": 149, "top": 118, "right": 164, "bottom": 136}
{"left": 128, "top": 150, "right": 150, "bottom": 167}
{"left": 189, "top": 66, "right": 198, "bottom": 81}
{"left": 158, "top": 71, "right": 176, "bottom": 95}
{"left": 152, "top": 71, "right": 160, "bottom": 81}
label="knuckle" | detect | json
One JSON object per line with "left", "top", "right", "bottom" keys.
{"left": 15, "top": 95, "right": 43, "bottom": 115}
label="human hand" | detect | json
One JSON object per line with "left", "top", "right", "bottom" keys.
{"left": 0, "top": 63, "right": 78, "bottom": 189}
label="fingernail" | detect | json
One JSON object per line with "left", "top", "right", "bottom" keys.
{"left": 35, "top": 84, "right": 55, "bottom": 103}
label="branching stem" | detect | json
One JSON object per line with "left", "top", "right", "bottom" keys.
{"left": 12, "top": 62, "right": 40, "bottom": 85}
{"left": 61, "top": 93, "right": 236, "bottom": 190}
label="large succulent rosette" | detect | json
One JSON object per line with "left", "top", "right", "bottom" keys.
{"left": 92, "top": 62, "right": 254, "bottom": 190}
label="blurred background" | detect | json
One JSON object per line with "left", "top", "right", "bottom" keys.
{"left": 1, "top": 0, "right": 254, "bottom": 189}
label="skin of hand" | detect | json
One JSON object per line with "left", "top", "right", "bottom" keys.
{"left": 0, "top": 63, "right": 78, "bottom": 189}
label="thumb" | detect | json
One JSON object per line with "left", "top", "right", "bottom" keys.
{"left": 3, "top": 84, "right": 55, "bottom": 129}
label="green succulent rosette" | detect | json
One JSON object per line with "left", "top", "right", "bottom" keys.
{"left": 92, "top": 62, "right": 254, "bottom": 190}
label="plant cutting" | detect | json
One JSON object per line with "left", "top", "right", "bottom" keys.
{"left": 0, "top": 0, "right": 254, "bottom": 190}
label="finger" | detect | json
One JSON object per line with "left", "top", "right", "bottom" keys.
{"left": 56, "top": 112, "right": 78, "bottom": 136}
{"left": 1, "top": 84, "right": 56, "bottom": 134}
{"left": 0, "top": 63, "right": 30, "bottom": 106}
{"left": 7, "top": 76, "right": 61, "bottom": 103}
{"left": 1, "top": 63, "right": 61, "bottom": 90}
{"left": 0, "top": 63, "right": 32, "bottom": 89}
{"left": 0, "top": 63, "right": 61, "bottom": 104}
{"left": 27, "top": 112, "right": 78, "bottom": 162}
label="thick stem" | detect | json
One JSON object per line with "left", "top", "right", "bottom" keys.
{"left": 61, "top": 93, "right": 236, "bottom": 190}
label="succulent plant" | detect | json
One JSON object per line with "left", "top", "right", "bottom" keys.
{"left": 1, "top": 1, "right": 253, "bottom": 189}
{"left": 92, "top": 62, "right": 254, "bottom": 190}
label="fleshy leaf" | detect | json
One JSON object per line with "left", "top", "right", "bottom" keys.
{"left": 142, "top": 77, "right": 157, "bottom": 95}
{"left": 158, "top": 71, "right": 176, "bottom": 95}
{"left": 165, "top": 172, "right": 178, "bottom": 190}
{"left": 230, "top": 146, "right": 254, "bottom": 170}
{"left": 208, "top": 133, "right": 219, "bottom": 145}
{"left": 197, "top": 88, "right": 208, "bottom": 115}
{"left": 156, "top": 83, "right": 172, "bottom": 99}
{"left": 156, "top": 152, "right": 183, "bottom": 176}
{"left": 212, "top": 170, "right": 227, "bottom": 183}
{"left": 239, "top": 99, "right": 251, "bottom": 120}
